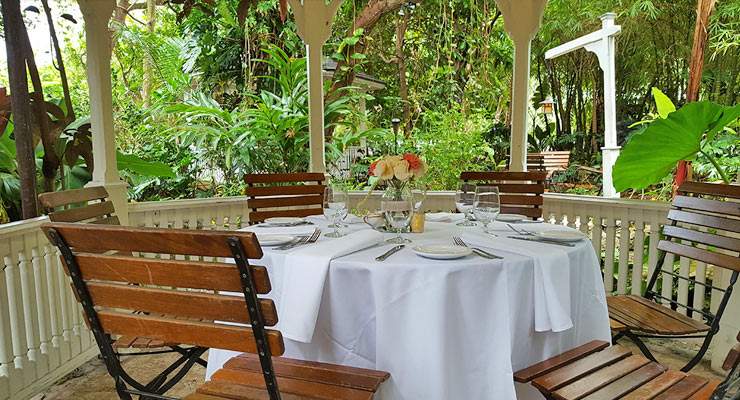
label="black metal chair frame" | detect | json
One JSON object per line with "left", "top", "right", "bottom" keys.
{"left": 46, "top": 228, "right": 282, "bottom": 400}
{"left": 612, "top": 210, "right": 739, "bottom": 373}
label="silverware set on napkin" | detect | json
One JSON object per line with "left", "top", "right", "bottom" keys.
{"left": 506, "top": 224, "right": 575, "bottom": 247}
{"left": 276, "top": 228, "right": 321, "bottom": 250}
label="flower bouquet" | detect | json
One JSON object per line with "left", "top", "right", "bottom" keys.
{"left": 368, "top": 154, "right": 427, "bottom": 199}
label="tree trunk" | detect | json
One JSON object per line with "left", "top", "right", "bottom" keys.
{"left": 142, "top": 0, "right": 156, "bottom": 107}
{"left": 40, "top": 0, "right": 74, "bottom": 122}
{"left": 1, "top": 0, "right": 38, "bottom": 218}
{"left": 675, "top": 0, "right": 716, "bottom": 192}
{"left": 327, "top": 0, "right": 419, "bottom": 99}
{"left": 396, "top": 11, "right": 411, "bottom": 136}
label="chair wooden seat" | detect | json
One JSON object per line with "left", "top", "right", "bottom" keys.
{"left": 609, "top": 318, "right": 626, "bottom": 333}
{"left": 189, "top": 353, "right": 390, "bottom": 400}
{"left": 607, "top": 295, "right": 710, "bottom": 335}
{"left": 515, "top": 340, "right": 722, "bottom": 400}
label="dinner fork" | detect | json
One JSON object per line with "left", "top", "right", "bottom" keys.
{"left": 453, "top": 236, "right": 503, "bottom": 259}
{"left": 277, "top": 229, "right": 321, "bottom": 250}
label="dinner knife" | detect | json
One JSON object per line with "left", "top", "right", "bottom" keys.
{"left": 506, "top": 236, "right": 576, "bottom": 247}
{"left": 375, "top": 245, "right": 405, "bottom": 262}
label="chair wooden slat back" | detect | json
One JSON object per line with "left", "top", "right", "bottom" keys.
{"left": 460, "top": 171, "right": 547, "bottom": 219}
{"left": 38, "top": 186, "right": 120, "bottom": 225}
{"left": 658, "top": 182, "right": 740, "bottom": 273}
{"left": 244, "top": 173, "right": 326, "bottom": 224}
{"left": 42, "top": 222, "right": 285, "bottom": 364}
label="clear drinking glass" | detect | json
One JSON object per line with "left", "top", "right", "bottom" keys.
{"left": 323, "top": 186, "right": 348, "bottom": 238}
{"left": 381, "top": 195, "right": 413, "bottom": 244}
{"left": 455, "top": 182, "right": 477, "bottom": 226}
{"left": 473, "top": 186, "right": 501, "bottom": 234}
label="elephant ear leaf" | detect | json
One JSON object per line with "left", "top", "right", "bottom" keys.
{"left": 651, "top": 87, "right": 676, "bottom": 119}
{"left": 613, "top": 101, "right": 726, "bottom": 192}
{"left": 117, "top": 151, "right": 175, "bottom": 178}
{"left": 706, "top": 104, "right": 740, "bottom": 141}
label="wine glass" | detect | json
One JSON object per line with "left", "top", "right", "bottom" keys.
{"left": 323, "top": 186, "right": 348, "bottom": 238}
{"left": 381, "top": 196, "right": 413, "bottom": 244}
{"left": 455, "top": 182, "right": 477, "bottom": 226}
{"left": 473, "top": 186, "right": 501, "bottom": 234}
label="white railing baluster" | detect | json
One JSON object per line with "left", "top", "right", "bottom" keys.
{"left": 31, "top": 246, "right": 51, "bottom": 362}
{"left": 4, "top": 253, "right": 26, "bottom": 370}
{"left": 616, "top": 213, "right": 631, "bottom": 295}
{"left": 603, "top": 216, "right": 617, "bottom": 293}
{"left": 677, "top": 252, "right": 691, "bottom": 315}
{"left": 42, "top": 244, "right": 61, "bottom": 370}
{"left": 631, "top": 220, "right": 645, "bottom": 296}
{"left": 660, "top": 253, "right": 676, "bottom": 307}
{"left": 0, "top": 259, "right": 12, "bottom": 378}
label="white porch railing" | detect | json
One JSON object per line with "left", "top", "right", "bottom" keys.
{"left": 0, "top": 217, "right": 97, "bottom": 400}
{"left": 1, "top": 192, "right": 736, "bottom": 399}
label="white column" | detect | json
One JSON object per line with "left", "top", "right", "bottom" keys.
{"left": 495, "top": 0, "right": 548, "bottom": 172}
{"left": 599, "top": 13, "right": 620, "bottom": 198}
{"left": 509, "top": 37, "right": 532, "bottom": 172}
{"left": 306, "top": 42, "right": 325, "bottom": 173}
{"left": 78, "top": 0, "right": 129, "bottom": 224}
{"left": 288, "top": 0, "right": 343, "bottom": 174}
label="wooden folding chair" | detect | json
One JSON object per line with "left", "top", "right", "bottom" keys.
{"left": 460, "top": 171, "right": 547, "bottom": 220}
{"left": 607, "top": 181, "right": 740, "bottom": 372}
{"left": 42, "top": 222, "right": 390, "bottom": 400}
{"left": 513, "top": 331, "right": 739, "bottom": 400}
{"left": 244, "top": 173, "right": 326, "bottom": 224}
{"left": 38, "top": 187, "right": 207, "bottom": 394}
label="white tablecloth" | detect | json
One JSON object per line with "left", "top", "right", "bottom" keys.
{"left": 207, "top": 218, "right": 611, "bottom": 400}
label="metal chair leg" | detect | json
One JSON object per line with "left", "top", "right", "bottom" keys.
{"left": 624, "top": 332, "right": 658, "bottom": 363}
{"left": 681, "top": 331, "right": 714, "bottom": 372}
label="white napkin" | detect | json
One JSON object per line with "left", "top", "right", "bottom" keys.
{"left": 278, "top": 229, "right": 384, "bottom": 342}
{"left": 239, "top": 225, "right": 316, "bottom": 236}
{"left": 461, "top": 231, "right": 573, "bottom": 332}
{"left": 426, "top": 212, "right": 465, "bottom": 223}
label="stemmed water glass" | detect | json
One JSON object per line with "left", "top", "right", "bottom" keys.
{"left": 473, "top": 186, "right": 501, "bottom": 234}
{"left": 323, "top": 186, "right": 348, "bottom": 238}
{"left": 381, "top": 196, "right": 413, "bottom": 244}
{"left": 455, "top": 182, "right": 477, "bottom": 226}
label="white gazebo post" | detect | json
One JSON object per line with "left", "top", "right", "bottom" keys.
{"left": 494, "top": 0, "right": 548, "bottom": 172}
{"left": 545, "top": 13, "right": 621, "bottom": 198}
{"left": 77, "top": 0, "right": 129, "bottom": 224}
{"left": 288, "top": 0, "right": 343, "bottom": 174}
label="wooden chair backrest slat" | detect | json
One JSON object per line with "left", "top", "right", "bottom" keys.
{"left": 244, "top": 172, "right": 325, "bottom": 184}
{"left": 98, "top": 311, "right": 284, "bottom": 356}
{"left": 42, "top": 222, "right": 284, "bottom": 359}
{"left": 73, "top": 253, "right": 271, "bottom": 294}
{"left": 38, "top": 186, "right": 109, "bottom": 209}
{"left": 672, "top": 195, "right": 740, "bottom": 217}
{"left": 460, "top": 171, "right": 548, "bottom": 220}
{"left": 678, "top": 181, "right": 740, "bottom": 199}
{"left": 44, "top": 222, "right": 263, "bottom": 258}
{"left": 48, "top": 200, "right": 116, "bottom": 223}
{"left": 244, "top": 173, "right": 326, "bottom": 224}
{"left": 86, "top": 282, "right": 278, "bottom": 326}
{"left": 38, "top": 186, "right": 118, "bottom": 225}
{"left": 667, "top": 209, "right": 740, "bottom": 233}
{"left": 662, "top": 226, "right": 740, "bottom": 252}
{"left": 658, "top": 240, "right": 739, "bottom": 272}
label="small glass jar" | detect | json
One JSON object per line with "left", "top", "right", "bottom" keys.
{"left": 410, "top": 212, "right": 425, "bottom": 233}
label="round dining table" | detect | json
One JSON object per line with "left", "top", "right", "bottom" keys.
{"left": 206, "top": 216, "right": 611, "bottom": 400}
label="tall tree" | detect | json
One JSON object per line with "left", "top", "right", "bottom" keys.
{"left": 674, "top": 0, "right": 716, "bottom": 192}
{"left": 1, "top": 0, "right": 38, "bottom": 218}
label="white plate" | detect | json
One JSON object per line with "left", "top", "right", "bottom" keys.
{"left": 255, "top": 234, "right": 295, "bottom": 246}
{"left": 412, "top": 245, "right": 473, "bottom": 260}
{"left": 497, "top": 213, "right": 529, "bottom": 223}
{"left": 264, "top": 217, "right": 306, "bottom": 226}
{"left": 535, "top": 230, "right": 585, "bottom": 243}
